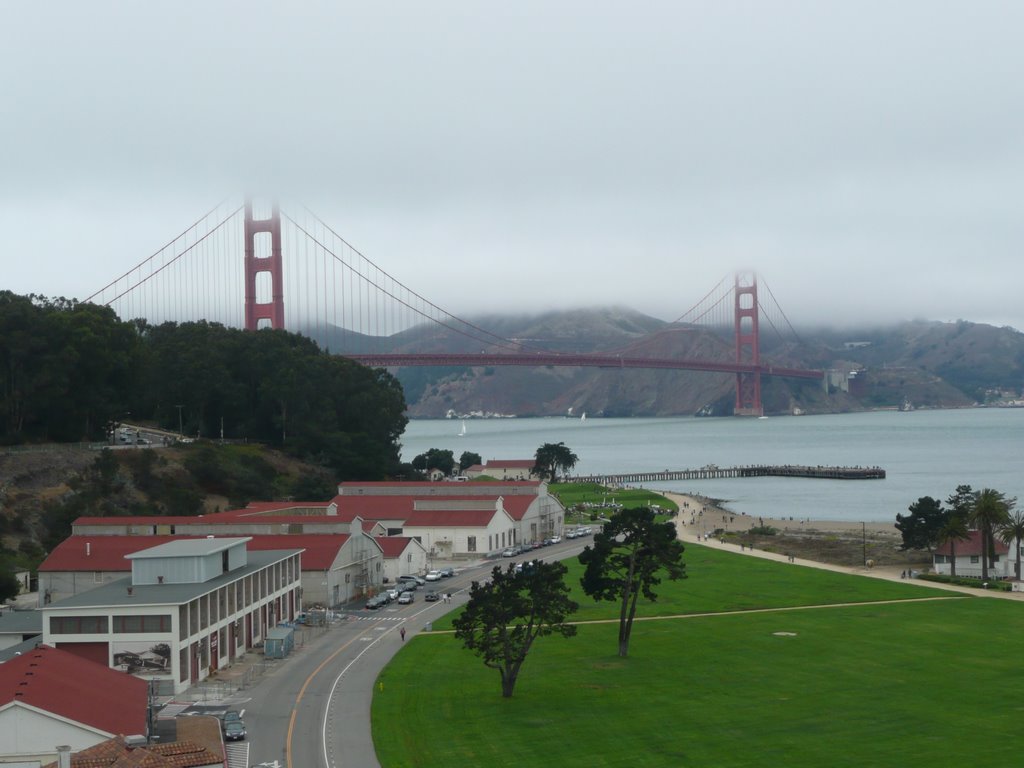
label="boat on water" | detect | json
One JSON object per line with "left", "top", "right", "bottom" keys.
{"left": 458, "top": 420, "right": 467, "bottom": 437}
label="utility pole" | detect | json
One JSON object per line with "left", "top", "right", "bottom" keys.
{"left": 175, "top": 405, "right": 184, "bottom": 437}
{"left": 862, "top": 522, "right": 867, "bottom": 566}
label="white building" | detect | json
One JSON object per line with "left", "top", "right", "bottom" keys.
{"left": 42, "top": 537, "right": 302, "bottom": 695}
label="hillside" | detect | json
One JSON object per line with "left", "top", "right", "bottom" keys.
{"left": 309, "top": 312, "right": 1024, "bottom": 417}
{"left": 0, "top": 442, "right": 339, "bottom": 557}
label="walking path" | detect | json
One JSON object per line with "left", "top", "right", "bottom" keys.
{"left": 664, "top": 491, "right": 1024, "bottom": 601}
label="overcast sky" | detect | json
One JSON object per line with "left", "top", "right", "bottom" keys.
{"left": 3, "top": 1, "right": 1023, "bottom": 331}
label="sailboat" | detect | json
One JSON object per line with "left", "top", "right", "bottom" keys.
{"left": 458, "top": 420, "right": 467, "bottom": 437}
{"left": 580, "top": 412, "right": 587, "bottom": 422}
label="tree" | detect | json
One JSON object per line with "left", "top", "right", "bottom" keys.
{"left": 997, "top": 509, "right": 1024, "bottom": 581}
{"left": 532, "top": 442, "right": 579, "bottom": 482}
{"left": 452, "top": 561, "right": 578, "bottom": 698}
{"left": 969, "top": 488, "right": 1014, "bottom": 581}
{"left": 579, "top": 507, "right": 685, "bottom": 657}
{"left": 459, "top": 451, "right": 482, "bottom": 472}
{"left": 895, "top": 496, "right": 946, "bottom": 551}
{"left": 412, "top": 448, "right": 455, "bottom": 476}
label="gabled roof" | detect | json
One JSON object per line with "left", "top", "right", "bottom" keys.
{"left": 484, "top": 459, "right": 535, "bottom": 469}
{"left": 337, "top": 480, "right": 541, "bottom": 491}
{"left": 0, "top": 645, "right": 147, "bottom": 737}
{"left": 41, "top": 535, "right": 351, "bottom": 572}
{"left": 329, "top": 496, "right": 417, "bottom": 521}
{"left": 935, "top": 529, "right": 1010, "bottom": 557}
{"left": 375, "top": 536, "right": 422, "bottom": 557}
{"left": 402, "top": 509, "right": 508, "bottom": 528}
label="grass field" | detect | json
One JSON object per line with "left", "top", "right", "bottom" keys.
{"left": 551, "top": 482, "right": 679, "bottom": 523}
{"left": 372, "top": 547, "right": 1024, "bottom": 767}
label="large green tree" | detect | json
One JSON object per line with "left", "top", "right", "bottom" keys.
{"left": 459, "top": 451, "right": 482, "bottom": 472}
{"left": 895, "top": 496, "right": 946, "bottom": 552}
{"left": 969, "top": 488, "right": 1014, "bottom": 581}
{"left": 579, "top": 507, "right": 685, "bottom": 657}
{"left": 412, "top": 448, "right": 455, "bottom": 476}
{"left": 452, "top": 561, "right": 578, "bottom": 698}
{"left": 532, "top": 442, "right": 579, "bottom": 482}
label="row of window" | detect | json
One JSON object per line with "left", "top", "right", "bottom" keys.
{"left": 50, "top": 614, "right": 172, "bottom": 635}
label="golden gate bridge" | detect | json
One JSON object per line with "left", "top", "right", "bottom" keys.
{"left": 85, "top": 198, "right": 823, "bottom": 417}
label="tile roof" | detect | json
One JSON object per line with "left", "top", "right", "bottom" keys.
{"left": 0, "top": 645, "right": 147, "bottom": 736}
{"left": 484, "top": 459, "right": 535, "bottom": 469}
{"left": 42, "top": 735, "right": 224, "bottom": 768}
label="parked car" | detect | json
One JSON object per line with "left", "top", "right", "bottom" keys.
{"left": 425, "top": 570, "right": 442, "bottom": 582}
{"left": 223, "top": 721, "right": 247, "bottom": 741}
{"left": 397, "top": 591, "right": 415, "bottom": 605}
{"left": 425, "top": 590, "right": 440, "bottom": 602}
{"left": 398, "top": 582, "right": 417, "bottom": 595}
{"left": 550, "top": 535, "right": 562, "bottom": 544}
{"left": 365, "top": 594, "right": 389, "bottom": 609}
{"left": 398, "top": 575, "right": 426, "bottom": 586}
{"left": 501, "top": 548, "right": 516, "bottom": 557}
{"left": 385, "top": 587, "right": 401, "bottom": 601}
{"left": 439, "top": 567, "right": 455, "bottom": 578}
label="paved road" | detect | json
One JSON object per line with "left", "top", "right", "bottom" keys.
{"left": 229, "top": 540, "right": 590, "bottom": 768}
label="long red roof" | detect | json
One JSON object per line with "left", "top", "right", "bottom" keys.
{"left": 402, "top": 509, "right": 507, "bottom": 527}
{"left": 40, "top": 534, "right": 352, "bottom": 572}
{"left": 0, "top": 645, "right": 147, "bottom": 736}
{"left": 934, "top": 529, "right": 1010, "bottom": 557}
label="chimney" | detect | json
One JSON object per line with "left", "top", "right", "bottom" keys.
{"left": 56, "top": 745, "right": 72, "bottom": 768}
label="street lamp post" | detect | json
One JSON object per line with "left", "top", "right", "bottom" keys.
{"left": 862, "top": 522, "right": 867, "bottom": 566}
{"left": 175, "top": 405, "right": 184, "bottom": 437}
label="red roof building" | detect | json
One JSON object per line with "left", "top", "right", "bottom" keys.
{"left": 0, "top": 645, "right": 148, "bottom": 765}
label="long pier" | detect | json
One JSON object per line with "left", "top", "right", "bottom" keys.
{"left": 575, "top": 465, "right": 886, "bottom": 485}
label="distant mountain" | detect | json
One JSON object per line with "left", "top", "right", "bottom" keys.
{"left": 303, "top": 312, "right": 1024, "bottom": 417}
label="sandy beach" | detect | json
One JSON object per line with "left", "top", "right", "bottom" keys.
{"left": 663, "top": 491, "right": 899, "bottom": 539}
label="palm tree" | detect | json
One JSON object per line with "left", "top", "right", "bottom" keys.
{"left": 969, "top": 488, "right": 1015, "bottom": 581}
{"left": 937, "top": 511, "right": 969, "bottom": 578}
{"left": 998, "top": 508, "right": 1024, "bottom": 581}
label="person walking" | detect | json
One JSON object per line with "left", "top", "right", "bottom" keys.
{"left": 400, "top": 625, "right": 406, "bottom": 642}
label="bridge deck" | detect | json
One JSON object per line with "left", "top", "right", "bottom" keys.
{"left": 575, "top": 465, "right": 886, "bottom": 484}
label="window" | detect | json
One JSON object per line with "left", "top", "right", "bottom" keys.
{"left": 934, "top": 555, "right": 947, "bottom": 564}
{"left": 93, "top": 571, "right": 103, "bottom": 583}
{"left": 970, "top": 556, "right": 980, "bottom": 564}
{"left": 114, "top": 615, "right": 171, "bottom": 633}
{"left": 49, "top": 616, "right": 109, "bottom": 634}
{"left": 407, "top": 553, "right": 412, "bottom": 563}
{"left": 467, "top": 536, "right": 477, "bottom": 552}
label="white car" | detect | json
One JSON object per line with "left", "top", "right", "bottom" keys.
{"left": 397, "top": 591, "right": 414, "bottom": 605}
{"left": 425, "top": 570, "right": 442, "bottom": 582}
{"left": 549, "top": 535, "right": 562, "bottom": 544}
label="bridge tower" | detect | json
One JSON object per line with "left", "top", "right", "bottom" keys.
{"left": 733, "top": 271, "right": 763, "bottom": 417}
{"left": 243, "top": 200, "right": 285, "bottom": 330}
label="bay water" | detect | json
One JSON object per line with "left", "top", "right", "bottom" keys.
{"left": 400, "top": 409, "right": 1024, "bottom": 524}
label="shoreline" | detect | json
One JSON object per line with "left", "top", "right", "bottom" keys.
{"left": 661, "top": 491, "right": 899, "bottom": 538}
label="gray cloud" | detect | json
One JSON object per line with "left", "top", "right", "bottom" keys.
{"left": 3, "top": 1, "right": 1023, "bottom": 330}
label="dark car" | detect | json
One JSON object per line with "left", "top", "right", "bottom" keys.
{"left": 425, "top": 590, "right": 440, "bottom": 602}
{"left": 224, "top": 720, "right": 247, "bottom": 741}
{"left": 365, "top": 594, "right": 389, "bottom": 609}
{"left": 439, "top": 567, "right": 455, "bottom": 578}
{"left": 221, "top": 710, "right": 242, "bottom": 727}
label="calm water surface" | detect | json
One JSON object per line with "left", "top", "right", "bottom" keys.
{"left": 400, "top": 409, "right": 1024, "bottom": 523}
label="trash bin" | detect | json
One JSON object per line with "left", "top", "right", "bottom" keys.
{"left": 424, "top": 622, "right": 433, "bottom": 632}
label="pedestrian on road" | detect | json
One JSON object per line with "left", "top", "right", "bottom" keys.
{"left": 400, "top": 625, "right": 406, "bottom": 642}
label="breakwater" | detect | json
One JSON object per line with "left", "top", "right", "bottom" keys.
{"left": 574, "top": 465, "right": 886, "bottom": 484}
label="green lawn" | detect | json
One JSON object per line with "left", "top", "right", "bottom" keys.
{"left": 552, "top": 482, "right": 679, "bottom": 523}
{"left": 373, "top": 548, "right": 1008, "bottom": 767}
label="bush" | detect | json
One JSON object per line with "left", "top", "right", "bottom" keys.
{"left": 917, "top": 573, "right": 1013, "bottom": 592}
{"left": 748, "top": 526, "right": 779, "bottom": 536}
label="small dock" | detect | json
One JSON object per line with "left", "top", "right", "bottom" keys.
{"left": 575, "top": 465, "right": 886, "bottom": 484}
